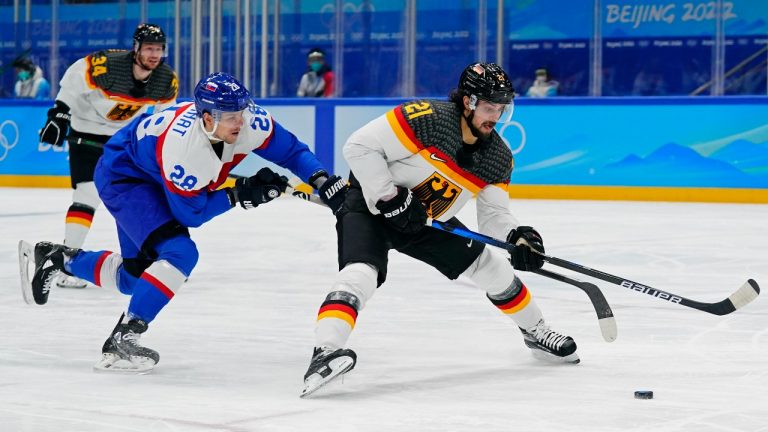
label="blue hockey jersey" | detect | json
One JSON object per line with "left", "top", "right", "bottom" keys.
{"left": 97, "top": 101, "right": 326, "bottom": 227}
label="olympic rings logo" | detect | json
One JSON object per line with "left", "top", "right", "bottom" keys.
{"left": 319, "top": 2, "right": 376, "bottom": 30}
{"left": 498, "top": 121, "right": 526, "bottom": 155}
{"left": 0, "top": 120, "right": 20, "bottom": 162}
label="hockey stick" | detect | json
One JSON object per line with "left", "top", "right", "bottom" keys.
{"left": 426, "top": 221, "right": 617, "bottom": 341}
{"left": 427, "top": 220, "right": 760, "bottom": 316}
{"left": 541, "top": 254, "right": 760, "bottom": 316}
{"left": 533, "top": 268, "right": 617, "bottom": 342}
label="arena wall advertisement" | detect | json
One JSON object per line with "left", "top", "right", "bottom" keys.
{"left": 1, "top": 97, "right": 766, "bottom": 203}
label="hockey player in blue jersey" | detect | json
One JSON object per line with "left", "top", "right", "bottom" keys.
{"left": 19, "top": 72, "right": 347, "bottom": 373}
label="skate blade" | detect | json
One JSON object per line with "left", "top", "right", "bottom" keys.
{"left": 530, "top": 349, "right": 580, "bottom": 364}
{"left": 18, "top": 240, "right": 36, "bottom": 305}
{"left": 300, "top": 356, "right": 355, "bottom": 398}
{"left": 93, "top": 353, "right": 155, "bottom": 375}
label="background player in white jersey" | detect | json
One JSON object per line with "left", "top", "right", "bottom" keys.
{"left": 301, "top": 63, "right": 577, "bottom": 397}
{"left": 38, "top": 23, "right": 179, "bottom": 289}
{"left": 21, "top": 72, "right": 347, "bottom": 373}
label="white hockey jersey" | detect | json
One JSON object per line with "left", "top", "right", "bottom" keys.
{"left": 56, "top": 50, "right": 178, "bottom": 137}
{"left": 344, "top": 99, "right": 520, "bottom": 241}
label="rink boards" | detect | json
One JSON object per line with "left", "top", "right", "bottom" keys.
{"left": 1, "top": 97, "right": 767, "bottom": 203}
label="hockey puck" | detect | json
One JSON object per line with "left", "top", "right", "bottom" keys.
{"left": 634, "top": 390, "right": 653, "bottom": 399}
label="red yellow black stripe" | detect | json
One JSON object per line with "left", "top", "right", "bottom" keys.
{"left": 65, "top": 207, "right": 95, "bottom": 227}
{"left": 488, "top": 284, "right": 531, "bottom": 314}
{"left": 317, "top": 300, "right": 358, "bottom": 328}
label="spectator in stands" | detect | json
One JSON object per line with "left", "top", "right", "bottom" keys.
{"left": 297, "top": 48, "right": 335, "bottom": 97}
{"left": 12, "top": 57, "right": 50, "bottom": 99}
{"left": 525, "top": 68, "right": 558, "bottom": 98}
{"left": 632, "top": 69, "right": 667, "bottom": 96}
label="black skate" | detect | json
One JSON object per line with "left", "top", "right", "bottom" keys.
{"left": 300, "top": 347, "right": 357, "bottom": 398}
{"left": 520, "top": 319, "right": 580, "bottom": 364}
{"left": 18, "top": 240, "right": 79, "bottom": 305}
{"left": 93, "top": 316, "right": 160, "bottom": 374}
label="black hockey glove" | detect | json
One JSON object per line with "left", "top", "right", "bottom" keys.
{"left": 39, "top": 100, "right": 71, "bottom": 146}
{"left": 375, "top": 186, "right": 427, "bottom": 234}
{"left": 507, "top": 226, "right": 545, "bottom": 271}
{"left": 229, "top": 168, "right": 288, "bottom": 209}
{"left": 317, "top": 175, "right": 348, "bottom": 214}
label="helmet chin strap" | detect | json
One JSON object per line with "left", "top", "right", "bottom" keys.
{"left": 463, "top": 94, "right": 490, "bottom": 143}
{"left": 133, "top": 48, "right": 151, "bottom": 72}
{"left": 200, "top": 117, "right": 223, "bottom": 142}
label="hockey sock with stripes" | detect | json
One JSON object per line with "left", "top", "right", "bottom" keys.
{"left": 126, "top": 235, "right": 197, "bottom": 323}
{"left": 64, "top": 203, "right": 95, "bottom": 248}
{"left": 487, "top": 276, "right": 543, "bottom": 330}
{"left": 314, "top": 263, "right": 377, "bottom": 349}
{"left": 66, "top": 250, "right": 136, "bottom": 293}
{"left": 64, "top": 182, "right": 100, "bottom": 248}
{"left": 315, "top": 291, "right": 361, "bottom": 350}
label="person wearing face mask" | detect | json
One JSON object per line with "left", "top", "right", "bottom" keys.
{"left": 296, "top": 48, "right": 335, "bottom": 97}
{"left": 12, "top": 57, "right": 50, "bottom": 99}
{"left": 38, "top": 23, "right": 179, "bottom": 290}
{"left": 300, "top": 62, "right": 577, "bottom": 398}
{"left": 525, "top": 68, "right": 559, "bottom": 98}
{"left": 20, "top": 72, "right": 347, "bottom": 374}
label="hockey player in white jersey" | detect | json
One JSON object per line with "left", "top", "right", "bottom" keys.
{"left": 20, "top": 72, "right": 347, "bottom": 373}
{"left": 301, "top": 63, "right": 577, "bottom": 397}
{"left": 38, "top": 23, "right": 179, "bottom": 289}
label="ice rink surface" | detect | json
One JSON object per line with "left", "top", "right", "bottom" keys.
{"left": 1, "top": 187, "right": 766, "bottom": 432}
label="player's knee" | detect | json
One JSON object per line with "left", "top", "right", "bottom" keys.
{"left": 331, "top": 262, "right": 378, "bottom": 310}
{"left": 72, "top": 181, "right": 101, "bottom": 209}
{"left": 154, "top": 235, "right": 199, "bottom": 276}
{"left": 464, "top": 248, "right": 516, "bottom": 297}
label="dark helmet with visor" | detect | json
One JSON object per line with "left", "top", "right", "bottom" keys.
{"left": 133, "top": 23, "right": 167, "bottom": 53}
{"left": 458, "top": 62, "right": 515, "bottom": 123}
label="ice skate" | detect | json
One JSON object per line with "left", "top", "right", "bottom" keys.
{"left": 93, "top": 317, "right": 160, "bottom": 374}
{"left": 300, "top": 347, "right": 357, "bottom": 398}
{"left": 19, "top": 240, "right": 79, "bottom": 305}
{"left": 55, "top": 274, "right": 88, "bottom": 289}
{"left": 520, "top": 319, "right": 579, "bottom": 364}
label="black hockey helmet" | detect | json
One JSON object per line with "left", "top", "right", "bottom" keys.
{"left": 458, "top": 62, "right": 514, "bottom": 105}
{"left": 133, "top": 23, "right": 167, "bottom": 51}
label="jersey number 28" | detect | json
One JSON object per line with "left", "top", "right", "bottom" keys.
{"left": 249, "top": 105, "right": 271, "bottom": 131}
{"left": 169, "top": 165, "right": 198, "bottom": 190}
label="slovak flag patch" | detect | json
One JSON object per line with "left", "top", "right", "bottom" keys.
{"left": 205, "top": 82, "right": 218, "bottom": 91}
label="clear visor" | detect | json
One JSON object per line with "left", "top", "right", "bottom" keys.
{"left": 210, "top": 103, "right": 252, "bottom": 127}
{"left": 473, "top": 99, "right": 515, "bottom": 124}
{"left": 135, "top": 42, "right": 167, "bottom": 58}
